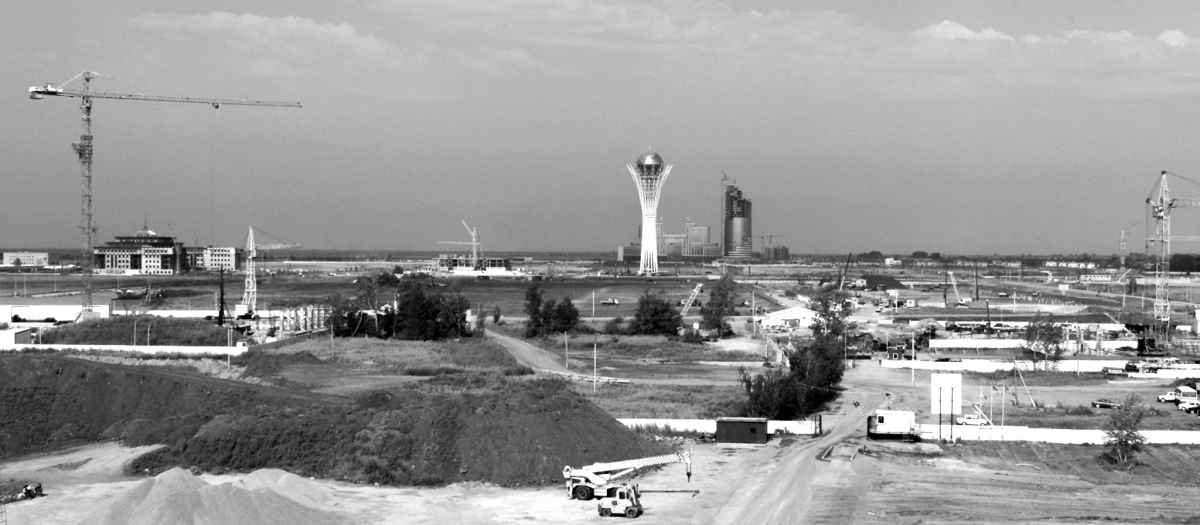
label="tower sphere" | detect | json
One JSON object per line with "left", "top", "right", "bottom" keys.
{"left": 636, "top": 151, "right": 663, "bottom": 167}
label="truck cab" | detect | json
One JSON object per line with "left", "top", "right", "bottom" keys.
{"left": 598, "top": 484, "right": 642, "bottom": 518}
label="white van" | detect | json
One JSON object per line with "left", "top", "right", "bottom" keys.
{"left": 1175, "top": 385, "right": 1197, "bottom": 403}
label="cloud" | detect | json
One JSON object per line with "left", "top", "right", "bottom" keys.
{"left": 1159, "top": 30, "right": 1189, "bottom": 47}
{"left": 130, "top": 12, "right": 389, "bottom": 58}
{"left": 915, "top": 20, "right": 1014, "bottom": 42}
{"left": 365, "top": 1, "right": 1200, "bottom": 97}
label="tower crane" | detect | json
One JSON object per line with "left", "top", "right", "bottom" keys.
{"left": 754, "top": 234, "right": 783, "bottom": 262}
{"left": 28, "top": 70, "right": 301, "bottom": 321}
{"left": 438, "top": 220, "right": 482, "bottom": 268}
{"left": 238, "top": 226, "right": 300, "bottom": 317}
{"left": 680, "top": 283, "right": 704, "bottom": 317}
{"left": 1145, "top": 171, "right": 1200, "bottom": 346}
{"left": 1118, "top": 221, "right": 1140, "bottom": 270}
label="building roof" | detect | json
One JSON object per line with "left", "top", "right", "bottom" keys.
{"left": 761, "top": 306, "right": 817, "bottom": 320}
{"left": 716, "top": 417, "right": 769, "bottom": 423}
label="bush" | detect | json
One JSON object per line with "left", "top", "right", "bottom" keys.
{"left": 628, "top": 292, "right": 682, "bottom": 335}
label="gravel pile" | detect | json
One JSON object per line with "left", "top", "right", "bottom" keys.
{"left": 76, "top": 467, "right": 349, "bottom": 525}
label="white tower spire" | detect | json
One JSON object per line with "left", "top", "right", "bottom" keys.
{"left": 627, "top": 151, "right": 673, "bottom": 275}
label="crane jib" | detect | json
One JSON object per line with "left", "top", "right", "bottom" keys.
{"left": 30, "top": 87, "right": 301, "bottom": 108}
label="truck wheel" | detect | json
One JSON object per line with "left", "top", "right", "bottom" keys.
{"left": 600, "top": 508, "right": 611, "bottom": 517}
{"left": 573, "top": 486, "right": 593, "bottom": 500}
{"left": 626, "top": 507, "right": 638, "bottom": 518}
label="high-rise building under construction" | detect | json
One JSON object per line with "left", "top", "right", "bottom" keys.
{"left": 722, "top": 176, "right": 752, "bottom": 258}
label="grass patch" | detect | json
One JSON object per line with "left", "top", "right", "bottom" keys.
{"left": 993, "top": 402, "right": 1200, "bottom": 430}
{"left": 575, "top": 383, "right": 746, "bottom": 419}
{"left": 40, "top": 315, "right": 228, "bottom": 346}
{"left": 964, "top": 369, "right": 1110, "bottom": 387}
{"left": 259, "top": 336, "right": 533, "bottom": 376}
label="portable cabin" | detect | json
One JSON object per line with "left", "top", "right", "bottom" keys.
{"left": 715, "top": 417, "right": 769, "bottom": 444}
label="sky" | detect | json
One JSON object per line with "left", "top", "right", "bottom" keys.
{"left": 5, "top": 1, "right": 1200, "bottom": 256}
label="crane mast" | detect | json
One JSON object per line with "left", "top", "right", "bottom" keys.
{"left": 239, "top": 226, "right": 300, "bottom": 316}
{"left": 29, "top": 70, "right": 300, "bottom": 321}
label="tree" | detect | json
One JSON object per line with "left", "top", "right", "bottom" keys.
{"left": 700, "top": 274, "right": 738, "bottom": 332}
{"left": 807, "top": 286, "right": 852, "bottom": 337}
{"left": 911, "top": 251, "right": 929, "bottom": 259}
{"left": 738, "top": 366, "right": 798, "bottom": 419}
{"left": 1103, "top": 393, "right": 1147, "bottom": 467}
{"left": 524, "top": 284, "right": 545, "bottom": 337}
{"left": 628, "top": 291, "right": 682, "bottom": 335}
{"left": 551, "top": 296, "right": 580, "bottom": 333}
{"left": 1023, "top": 314, "right": 1064, "bottom": 370}
{"left": 391, "top": 279, "right": 472, "bottom": 340}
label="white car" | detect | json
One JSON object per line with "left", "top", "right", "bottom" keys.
{"left": 1158, "top": 392, "right": 1181, "bottom": 403}
{"left": 1176, "top": 400, "right": 1200, "bottom": 412}
{"left": 955, "top": 414, "right": 991, "bottom": 426}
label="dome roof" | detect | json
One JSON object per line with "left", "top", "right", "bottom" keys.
{"left": 636, "top": 151, "right": 663, "bottom": 167}
{"left": 136, "top": 227, "right": 156, "bottom": 236}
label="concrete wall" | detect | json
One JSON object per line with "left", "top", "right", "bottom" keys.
{"left": 618, "top": 418, "right": 819, "bottom": 435}
{"left": 920, "top": 424, "right": 1200, "bottom": 445}
{"left": 880, "top": 359, "right": 1128, "bottom": 373}
{"left": 0, "top": 343, "right": 246, "bottom": 356}
{"left": 929, "top": 339, "right": 1026, "bottom": 350}
{"left": 2, "top": 304, "right": 110, "bottom": 322}
{"left": 931, "top": 339, "right": 1136, "bottom": 351}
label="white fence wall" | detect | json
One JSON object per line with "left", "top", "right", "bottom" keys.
{"left": 0, "top": 343, "right": 246, "bottom": 356}
{"left": 880, "top": 359, "right": 1128, "bottom": 373}
{"left": 920, "top": 424, "right": 1200, "bottom": 445}
{"left": 618, "top": 418, "right": 820, "bottom": 435}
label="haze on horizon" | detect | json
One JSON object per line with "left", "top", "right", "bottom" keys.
{"left": 5, "top": 1, "right": 1200, "bottom": 257}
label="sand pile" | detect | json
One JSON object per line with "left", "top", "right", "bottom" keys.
{"left": 76, "top": 467, "right": 349, "bottom": 525}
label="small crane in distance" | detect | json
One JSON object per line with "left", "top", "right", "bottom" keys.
{"left": 29, "top": 70, "right": 301, "bottom": 321}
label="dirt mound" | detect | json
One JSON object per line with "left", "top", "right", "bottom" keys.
{"left": 0, "top": 354, "right": 346, "bottom": 460}
{"left": 233, "top": 468, "right": 332, "bottom": 507}
{"left": 146, "top": 378, "right": 666, "bottom": 486}
{"left": 76, "top": 467, "right": 349, "bottom": 525}
{"left": 1, "top": 354, "right": 664, "bottom": 487}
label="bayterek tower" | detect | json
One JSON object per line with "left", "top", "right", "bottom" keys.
{"left": 627, "top": 151, "right": 673, "bottom": 275}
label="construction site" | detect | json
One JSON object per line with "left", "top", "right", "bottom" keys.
{"left": 8, "top": 26, "right": 1200, "bottom": 521}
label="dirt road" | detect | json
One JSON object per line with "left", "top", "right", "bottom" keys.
{"left": 486, "top": 329, "right": 572, "bottom": 373}
{"left": 487, "top": 330, "right": 741, "bottom": 386}
{"left": 712, "top": 393, "right": 883, "bottom": 524}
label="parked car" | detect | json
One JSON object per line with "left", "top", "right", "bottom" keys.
{"left": 1092, "top": 399, "right": 1122, "bottom": 409}
{"left": 955, "top": 414, "right": 991, "bottom": 426}
{"left": 1177, "top": 400, "right": 1200, "bottom": 412}
{"left": 1158, "top": 392, "right": 1181, "bottom": 403}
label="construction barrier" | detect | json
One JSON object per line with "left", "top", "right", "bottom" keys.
{"left": 880, "top": 358, "right": 1128, "bottom": 373}
{"left": 920, "top": 424, "right": 1200, "bottom": 445}
{"left": 618, "top": 418, "right": 820, "bottom": 436}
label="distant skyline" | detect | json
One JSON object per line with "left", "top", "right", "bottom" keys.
{"left": 5, "top": 1, "right": 1200, "bottom": 255}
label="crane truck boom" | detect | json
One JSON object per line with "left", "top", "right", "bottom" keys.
{"left": 563, "top": 451, "right": 692, "bottom": 500}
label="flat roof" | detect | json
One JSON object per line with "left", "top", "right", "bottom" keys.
{"left": 716, "top": 417, "right": 769, "bottom": 423}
